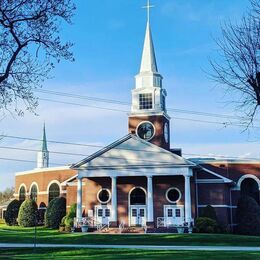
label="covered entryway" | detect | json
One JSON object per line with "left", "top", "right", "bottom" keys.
{"left": 164, "top": 205, "right": 184, "bottom": 226}
{"left": 129, "top": 187, "right": 146, "bottom": 226}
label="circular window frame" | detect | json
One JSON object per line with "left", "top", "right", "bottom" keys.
{"left": 136, "top": 121, "right": 156, "bottom": 141}
{"left": 166, "top": 187, "right": 181, "bottom": 203}
{"left": 97, "top": 188, "right": 111, "bottom": 204}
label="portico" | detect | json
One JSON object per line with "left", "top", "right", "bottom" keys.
{"left": 73, "top": 134, "right": 195, "bottom": 229}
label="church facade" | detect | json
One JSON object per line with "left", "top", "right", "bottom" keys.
{"left": 13, "top": 15, "right": 260, "bottom": 232}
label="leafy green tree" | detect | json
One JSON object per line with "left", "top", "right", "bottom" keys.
{"left": 18, "top": 199, "right": 37, "bottom": 227}
{"left": 4, "top": 199, "right": 22, "bottom": 225}
{"left": 236, "top": 196, "right": 260, "bottom": 236}
{"left": 45, "top": 197, "right": 66, "bottom": 229}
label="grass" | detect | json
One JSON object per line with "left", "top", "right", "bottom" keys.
{"left": 0, "top": 224, "right": 260, "bottom": 247}
{"left": 0, "top": 248, "right": 260, "bottom": 259}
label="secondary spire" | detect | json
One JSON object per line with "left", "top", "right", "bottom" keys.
{"left": 42, "top": 123, "right": 48, "bottom": 152}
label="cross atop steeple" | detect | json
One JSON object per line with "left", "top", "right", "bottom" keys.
{"left": 142, "top": 0, "right": 154, "bottom": 24}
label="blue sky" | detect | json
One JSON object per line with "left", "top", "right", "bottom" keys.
{"left": 0, "top": 0, "right": 259, "bottom": 191}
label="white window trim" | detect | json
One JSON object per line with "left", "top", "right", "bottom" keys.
{"left": 97, "top": 188, "right": 111, "bottom": 204}
{"left": 29, "top": 182, "right": 39, "bottom": 194}
{"left": 136, "top": 121, "right": 156, "bottom": 141}
{"left": 232, "top": 174, "right": 260, "bottom": 191}
{"left": 18, "top": 183, "right": 27, "bottom": 198}
{"left": 166, "top": 187, "right": 182, "bottom": 203}
{"left": 46, "top": 180, "right": 62, "bottom": 195}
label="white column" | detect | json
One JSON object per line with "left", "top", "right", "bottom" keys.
{"left": 76, "top": 177, "right": 83, "bottom": 220}
{"left": 111, "top": 176, "right": 117, "bottom": 222}
{"left": 147, "top": 176, "right": 154, "bottom": 222}
{"left": 184, "top": 175, "right": 192, "bottom": 224}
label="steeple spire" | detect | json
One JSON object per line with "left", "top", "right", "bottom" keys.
{"left": 42, "top": 123, "right": 48, "bottom": 152}
{"left": 140, "top": 0, "right": 157, "bottom": 73}
{"left": 140, "top": 22, "right": 158, "bottom": 73}
{"left": 37, "top": 123, "right": 49, "bottom": 168}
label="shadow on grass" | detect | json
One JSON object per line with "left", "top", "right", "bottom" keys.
{"left": 0, "top": 248, "right": 260, "bottom": 260}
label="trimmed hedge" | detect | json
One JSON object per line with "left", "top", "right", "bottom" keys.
{"left": 194, "top": 217, "right": 218, "bottom": 233}
{"left": 236, "top": 196, "right": 260, "bottom": 236}
{"left": 201, "top": 205, "right": 218, "bottom": 221}
{"left": 4, "top": 200, "right": 22, "bottom": 226}
{"left": 18, "top": 199, "right": 38, "bottom": 227}
{"left": 45, "top": 197, "right": 66, "bottom": 229}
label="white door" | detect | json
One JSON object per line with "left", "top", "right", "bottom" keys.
{"left": 130, "top": 206, "right": 146, "bottom": 226}
{"left": 95, "top": 206, "right": 110, "bottom": 225}
{"left": 164, "top": 206, "right": 184, "bottom": 226}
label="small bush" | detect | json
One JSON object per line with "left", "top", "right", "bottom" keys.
{"left": 201, "top": 205, "right": 218, "bottom": 221}
{"left": 194, "top": 217, "right": 218, "bottom": 233}
{"left": 45, "top": 197, "right": 66, "bottom": 229}
{"left": 18, "top": 199, "right": 38, "bottom": 227}
{"left": 64, "top": 203, "right": 77, "bottom": 228}
{"left": 236, "top": 196, "right": 260, "bottom": 236}
{"left": 4, "top": 200, "right": 22, "bottom": 226}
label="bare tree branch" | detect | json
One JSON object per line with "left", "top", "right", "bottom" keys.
{"left": 0, "top": 0, "right": 75, "bottom": 115}
{"left": 209, "top": 0, "right": 260, "bottom": 128}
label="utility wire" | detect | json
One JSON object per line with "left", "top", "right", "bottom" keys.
{"left": 38, "top": 97, "right": 260, "bottom": 129}
{"left": 35, "top": 89, "right": 260, "bottom": 124}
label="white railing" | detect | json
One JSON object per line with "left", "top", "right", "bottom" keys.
{"left": 157, "top": 217, "right": 165, "bottom": 228}
{"left": 74, "top": 217, "right": 110, "bottom": 232}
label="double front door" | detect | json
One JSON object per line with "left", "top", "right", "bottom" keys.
{"left": 164, "top": 205, "right": 184, "bottom": 226}
{"left": 95, "top": 205, "right": 111, "bottom": 225}
{"left": 130, "top": 205, "right": 146, "bottom": 226}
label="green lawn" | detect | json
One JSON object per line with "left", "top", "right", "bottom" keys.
{"left": 0, "top": 224, "right": 260, "bottom": 247}
{"left": 0, "top": 248, "right": 259, "bottom": 260}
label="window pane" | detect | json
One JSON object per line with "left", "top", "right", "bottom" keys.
{"left": 30, "top": 185, "right": 37, "bottom": 202}
{"left": 132, "top": 209, "right": 137, "bottom": 217}
{"left": 175, "top": 209, "right": 181, "bottom": 217}
{"left": 139, "top": 209, "right": 145, "bottom": 217}
{"left": 48, "top": 183, "right": 60, "bottom": 203}
{"left": 105, "top": 209, "right": 110, "bottom": 217}
{"left": 167, "top": 209, "right": 173, "bottom": 217}
{"left": 98, "top": 209, "right": 103, "bottom": 217}
{"left": 139, "top": 93, "right": 152, "bottom": 110}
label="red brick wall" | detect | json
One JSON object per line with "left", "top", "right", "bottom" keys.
{"left": 15, "top": 169, "right": 77, "bottom": 206}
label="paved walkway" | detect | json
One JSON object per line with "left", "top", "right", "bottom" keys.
{"left": 0, "top": 243, "right": 260, "bottom": 251}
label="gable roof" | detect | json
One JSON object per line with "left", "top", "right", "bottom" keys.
{"left": 71, "top": 134, "right": 195, "bottom": 170}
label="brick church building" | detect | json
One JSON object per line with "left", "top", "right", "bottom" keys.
{"left": 14, "top": 9, "right": 260, "bottom": 231}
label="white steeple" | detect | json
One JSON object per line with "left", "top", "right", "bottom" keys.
{"left": 140, "top": 22, "right": 158, "bottom": 74}
{"left": 37, "top": 123, "right": 49, "bottom": 168}
{"left": 130, "top": 1, "right": 168, "bottom": 117}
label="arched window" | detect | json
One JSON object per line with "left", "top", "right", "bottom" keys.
{"left": 130, "top": 188, "right": 146, "bottom": 205}
{"left": 30, "top": 184, "right": 38, "bottom": 202}
{"left": 19, "top": 186, "right": 26, "bottom": 201}
{"left": 48, "top": 183, "right": 60, "bottom": 203}
{"left": 241, "top": 178, "right": 259, "bottom": 203}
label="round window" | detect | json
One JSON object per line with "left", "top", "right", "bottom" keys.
{"left": 97, "top": 189, "right": 111, "bottom": 204}
{"left": 166, "top": 188, "right": 181, "bottom": 203}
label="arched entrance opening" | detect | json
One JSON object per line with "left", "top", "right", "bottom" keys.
{"left": 241, "top": 178, "right": 259, "bottom": 203}
{"left": 129, "top": 187, "right": 146, "bottom": 226}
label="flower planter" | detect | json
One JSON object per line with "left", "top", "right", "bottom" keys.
{"left": 81, "top": 225, "right": 88, "bottom": 233}
{"left": 176, "top": 227, "right": 185, "bottom": 234}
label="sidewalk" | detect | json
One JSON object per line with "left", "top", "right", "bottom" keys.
{"left": 0, "top": 243, "right": 260, "bottom": 251}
